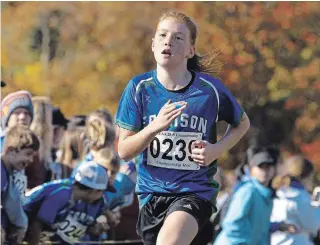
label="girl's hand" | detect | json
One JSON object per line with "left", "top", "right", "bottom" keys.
{"left": 151, "top": 99, "right": 187, "bottom": 133}
{"left": 191, "top": 140, "right": 223, "bottom": 166}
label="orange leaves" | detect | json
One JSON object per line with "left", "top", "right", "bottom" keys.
{"left": 228, "top": 70, "right": 241, "bottom": 84}
{"left": 1, "top": 2, "right": 319, "bottom": 168}
{"left": 301, "top": 139, "right": 320, "bottom": 170}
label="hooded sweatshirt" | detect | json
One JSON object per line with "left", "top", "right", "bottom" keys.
{"left": 214, "top": 178, "right": 273, "bottom": 245}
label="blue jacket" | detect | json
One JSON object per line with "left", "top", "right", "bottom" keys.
{"left": 1, "top": 132, "right": 28, "bottom": 233}
{"left": 271, "top": 181, "right": 320, "bottom": 245}
{"left": 214, "top": 178, "right": 273, "bottom": 245}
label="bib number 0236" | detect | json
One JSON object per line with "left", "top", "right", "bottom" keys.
{"left": 147, "top": 131, "right": 202, "bottom": 170}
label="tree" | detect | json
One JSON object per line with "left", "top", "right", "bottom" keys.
{"left": 2, "top": 2, "right": 319, "bottom": 169}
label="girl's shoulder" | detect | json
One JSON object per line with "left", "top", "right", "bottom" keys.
{"left": 194, "top": 72, "right": 228, "bottom": 93}
{"left": 195, "top": 71, "right": 221, "bottom": 83}
{"left": 130, "top": 71, "right": 154, "bottom": 86}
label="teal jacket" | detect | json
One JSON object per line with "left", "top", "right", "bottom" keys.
{"left": 214, "top": 178, "right": 273, "bottom": 245}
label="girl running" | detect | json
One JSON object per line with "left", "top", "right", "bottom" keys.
{"left": 115, "top": 10, "right": 250, "bottom": 245}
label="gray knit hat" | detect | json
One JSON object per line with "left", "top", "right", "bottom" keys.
{"left": 1, "top": 90, "right": 34, "bottom": 129}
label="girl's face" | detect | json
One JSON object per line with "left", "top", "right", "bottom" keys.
{"left": 152, "top": 17, "right": 195, "bottom": 69}
{"left": 7, "top": 108, "right": 32, "bottom": 128}
{"left": 78, "top": 189, "right": 104, "bottom": 203}
{"left": 9, "top": 148, "right": 36, "bottom": 171}
{"left": 251, "top": 163, "right": 276, "bottom": 186}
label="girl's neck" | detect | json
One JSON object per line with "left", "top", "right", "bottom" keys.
{"left": 156, "top": 65, "right": 191, "bottom": 91}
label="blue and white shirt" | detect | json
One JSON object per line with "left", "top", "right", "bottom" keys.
{"left": 24, "top": 179, "right": 105, "bottom": 244}
{"left": 116, "top": 70, "right": 244, "bottom": 208}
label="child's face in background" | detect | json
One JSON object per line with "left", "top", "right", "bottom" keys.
{"left": 251, "top": 163, "right": 276, "bottom": 187}
{"left": 152, "top": 17, "right": 194, "bottom": 68}
{"left": 7, "top": 108, "right": 32, "bottom": 129}
{"left": 9, "top": 148, "right": 36, "bottom": 171}
{"left": 76, "top": 188, "right": 104, "bottom": 203}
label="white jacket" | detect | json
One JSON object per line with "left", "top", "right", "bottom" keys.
{"left": 270, "top": 185, "right": 320, "bottom": 245}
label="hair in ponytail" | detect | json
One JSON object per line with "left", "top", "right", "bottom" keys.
{"left": 187, "top": 52, "right": 223, "bottom": 78}
{"left": 86, "top": 109, "right": 115, "bottom": 150}
{"left": 158, "top": 10, "right": 223, "bottom": 78}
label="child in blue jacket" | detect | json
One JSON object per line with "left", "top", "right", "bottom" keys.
{"left": 214, "top": 151, "right": 277, "bottom": 245}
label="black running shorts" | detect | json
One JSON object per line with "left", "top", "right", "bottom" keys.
{"left": 136, "top": 193, "right": 213, "bottom": 245}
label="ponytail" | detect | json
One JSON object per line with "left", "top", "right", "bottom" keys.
{"left": 187, "top": 51, "right": 223, "bottom": 78}
{"left": 86, "top": 119, "right": 115, "bottom": 150}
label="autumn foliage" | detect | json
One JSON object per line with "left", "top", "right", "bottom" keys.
{"left": 1, "top": 2, "right": 319, "bottom": 170}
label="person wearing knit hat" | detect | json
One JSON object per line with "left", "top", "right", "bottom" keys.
{"left": 0, "top": 91, "right": 35, "bottom": 242}
{"left": 0, "top": 92, "right": 35, "bottom": 245}
{"left": 1, "top": 90, "right": 34, "bottom": 130}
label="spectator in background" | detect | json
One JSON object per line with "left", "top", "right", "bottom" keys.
{"left": 86, "top": 148, "right": 121, "bottom": 242}
{"left": 234, "top": 145, "right": 281, "bottom": 192}
{"left": 214, "top": 151, "right": 277, "bottom": 245}
{"left": 70, "top": 109, "right": 117, "bottom": 195}
{"left": 56, "top": 115, "right": 87, "bottom": 178}
{"left": 1, "top": 125, "right": 40, "bottom": 245}
{"left": 29, "top": 96, "right": 54, "bottom": 187}
{"left": 95, "top": 148, "right": 120, "bottom": 186}
{"left": 70, "top": 109, "right": 138, "bottom": 242}
{"left": 271, "top": 156, "right": 320, "bottom": 245}
{"left": 51, "top": 107, "right": 69, "bottom": 162}
{"left": 1, "top": 90, "right": 34, "bottom": 152}
{"left": 23, "top": 162, "right": 109, "bottom": 245}
{"left": 0, "top": 91, "right": 34, "bottom": 202}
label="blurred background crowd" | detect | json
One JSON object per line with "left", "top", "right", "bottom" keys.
{"left": 1, "top": 1, "right": 320, "bottom": 245}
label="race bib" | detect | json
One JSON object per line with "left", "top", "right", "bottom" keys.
{"left": 147, "top": 131, "right": 202, "bottom": 170}
{"left": 12, "top": 171, "right": 27, "bottom": 199}
{"left": 56, "top": 214, "right": 87, "bottom": 243}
